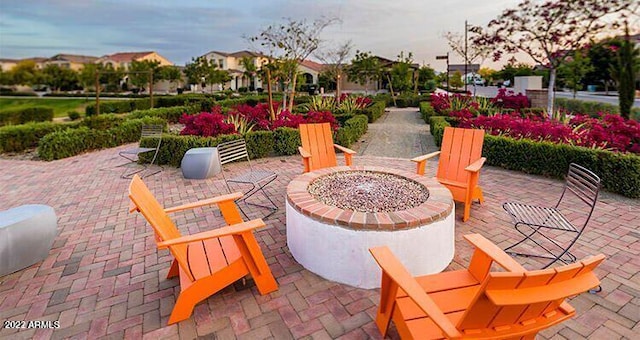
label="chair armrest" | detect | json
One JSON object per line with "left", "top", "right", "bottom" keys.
{"left": 370, "top": 246, "right": 462, "bottom": 339}
{"left": 464, "top": 234, "right": 526, "bottom": 272}
{"left": 465, "top": 157, "right": 486, "bottom": 173}
{"left": 298, "top": 146, "right": 312, "bottom": 159}
{"left": 157, "top": 219, "right": 265, "bottom": 249}
{"left": 410, "top": 151, "right": 441, "bottom": 163}
{"left": 334, "top": 144, "right": 356, "bottom": 155}
{"left": 164, "top": 192, "right": 244, "bottom": 214}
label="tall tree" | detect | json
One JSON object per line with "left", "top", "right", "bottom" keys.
{"left": 239, "top": 56, "right": 258, "bottom": 91}
{"left": 249, "top": 17, "right": 338, "bottom": 112}
{"left": 78, "top": 63, "right": 98, "bottom": 94}
{"left": 346, "top": 51, "right": 381, "bottom": 95}
{"left": 184, "top": 57, "right": 208, "bottom": 92}
{"left": 315, "top": 41, "right": 353, "bottom": 99}
{"left": 615, "top": 23, "right": 639, "bottom": 119}
{"left": 9, "top": 60, "right": 41, "bottom": 86}
{"left": 473, "top": 0, "right": 635, "bottom": 118}
{"left": 417, "top": 65, "right": 437, "bottom": 91}
{"left": 129, "top": 60, "right": 161, "bottom": 93}
{"left": 41, "top": 64, "right": 79, "bottom": 92}
{"left": 584, "top": 38, "right": 621, "bottom": 95}
{"left": 158, "top": 65, "right": 183, "bottom": 93}
{"left": 390, "top": 51, "right": 415, "bottom": 93}
{"left": 558, "top": 49, "right": 593, "bottom": 98}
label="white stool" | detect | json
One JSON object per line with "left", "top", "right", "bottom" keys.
{"left": 181, "top": 147, "right": 221, "bottom": 179}
{"left": 0, "top": 205, "right": 57, "bottom": 277}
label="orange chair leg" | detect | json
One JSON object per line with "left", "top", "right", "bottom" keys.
{"left": 236, "top": 233, "right": 278, "bottom": 295}
{"left": 168, "top": 293, "right": 197, "bottom": 324}
{"left": 167, "top": 259, "right": 179, "bottom": 279}
{"left": 474, "top": 186, "right": 484, "bottom": 204}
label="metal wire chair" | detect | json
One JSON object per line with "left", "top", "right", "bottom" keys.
{"left": 502, "top": 163, "right": 601, "bottom": 270}
{"left": 216, "top": 139, "right": 278, "bottom": 218}
{"left": 118, "top": 124, "right": 163, "bottom": 179}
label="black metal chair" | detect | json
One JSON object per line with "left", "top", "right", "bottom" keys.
{"left": 502, "top": 163, "right": 601, "bottom": 269}
{"left": 216, "top": 139, "right": 278, "bottom": 218}
{"left": 118, "top": 124, "right": 163, "bottom": 179}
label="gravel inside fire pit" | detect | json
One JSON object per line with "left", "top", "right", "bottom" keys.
{"left": 308, "top": 171, "right": 429, "bottom": 213}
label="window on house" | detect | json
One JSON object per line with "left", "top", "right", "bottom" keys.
{"left": 218, "top": 59, "right": 224, "bottom": 68}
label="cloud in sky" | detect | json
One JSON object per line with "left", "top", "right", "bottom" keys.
{"left": 0, "top": 0, "right": 530, "bottom": 71}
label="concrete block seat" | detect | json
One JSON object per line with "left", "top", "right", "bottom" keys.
{"left": 0, "top": 204, "right": 57, "bottom": 277}
{"left": 181, "top": 147, "right": 221, "bottom": 179}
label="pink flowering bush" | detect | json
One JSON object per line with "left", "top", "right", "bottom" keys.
{"left": 179, "top": 107, "right": 236, "bottom": 137}
{"left": 430, "top": 93, "right": 451, "bottom": 113}
{"left": 271, "top": 110, "right": 338, "bottom": 130}
{"left": 457, "top": 112, "right": 640, "bottom": 154}
{"left": 491, "top": 88, "right": 530, "bottom": 109}
{"left": 228, "top": 103, "right": 275, "bottom": 131}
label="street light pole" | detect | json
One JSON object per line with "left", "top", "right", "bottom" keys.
{"left": 464, "top": 20, "right": 468, "bottom": 93}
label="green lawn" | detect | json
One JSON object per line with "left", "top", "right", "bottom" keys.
{"left": 0, "top": 98, "right": 91, "bottom": 118}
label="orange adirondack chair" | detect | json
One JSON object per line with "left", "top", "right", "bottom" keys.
{"left": 412, "top": 127, "right": 485, "bottom": 221}
{"left": 298, "top": 122, "right": 356, "bottom": 172}
{"left": 128, "top": 175, "right": 278, "bottom": 325}
{"left": 370, "top": 234, "right": 605, "bottom": 340}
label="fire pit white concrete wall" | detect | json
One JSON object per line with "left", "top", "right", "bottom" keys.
{"left": 286, "top": 201, "right": 454, "bottom": 288}
{"left": 286, "top": 166, "right": 455, "bottom": 289}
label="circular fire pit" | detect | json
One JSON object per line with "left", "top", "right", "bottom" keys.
{"left": 286, "top": 166, "right": 454, "bottom": 288}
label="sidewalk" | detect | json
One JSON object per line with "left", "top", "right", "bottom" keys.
{"left": 352, "top": 107, "right": 438, "bottom": 159}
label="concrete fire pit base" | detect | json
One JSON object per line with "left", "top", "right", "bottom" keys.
{"left": 286, "top": 201, "right": 454, "bottom": 288}
{"left": 286, "top": 166, "right": 455, "bottom": 289}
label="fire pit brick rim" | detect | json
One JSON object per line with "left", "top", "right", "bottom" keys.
{"left": 287, "top": 166, "right": 454, "bottom": 231}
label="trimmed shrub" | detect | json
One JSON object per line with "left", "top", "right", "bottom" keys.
{"left": 483, "top": 135, "right": 640, "bottom": 198}
{"left": 0, "top": 106, "right": 55, "bottom": 126}
{"left": 0, "top": 121, "right": 80, "bottom": 153}
{"left": 127, "top": 105, "right": 199, "bottom": 123}
{"left": 356, "top": 101, "right": 385, "bottom": 123}
{"left": 428, "top": 117, "right": 640, "bottom": 198}
{"left": 395, "top": 93, "right": 427, "bottom": 108}
{"left": 68, "top": 111, "right": 81, "bottom": 120}
{"left": 419, "top": 102, "right": 437, "bottom": 122}
{"left": 429, "top": 116, "right": 451, "bottom": 147}
{"left": 38, "top": 117, "right": 166, "bottom": 160}
{"left": 273, "top": 127, "right": 301, "bottom": 156}
{"left": 81, "top": 114, "right": 125, "bottom": 130}
{"left": 335, "top": 114, "right": 368, "bottom": 147}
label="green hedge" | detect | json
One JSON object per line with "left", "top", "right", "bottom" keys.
{"left": 335, "top": 114, "right": 368, "bottom": 147}
{"left": 127, "top": 105, "right": 199, "bottom": 123}
{"left": 141, "top": 114, "right": 370, "bottom": 167}
{"left": 395, "top": 93, "right": 429, "bottom": 108}
{"left": 420, "top": 102, "right": 437, "bottom": 122}
{"left": 0, "top": 107, "right": 55, "bottom": 126}
{"left": 38, "top": 117, "right": 166, "bottom": 160}
{"left": 273, "top": 127, "right": 301, "bottom": 156}
{"left": 356, "top": 101, "right": 386, "bottom": 123}
{"left": 555, "top": 97, "right": 640, "bottom": 120}
{"left": 428, "top": 117, "right": 640, "bottom": 198}
{"left": 0, "top": 121, "right": 80, "bottom": 153}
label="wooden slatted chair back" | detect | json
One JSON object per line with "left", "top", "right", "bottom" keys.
{"left": 299, "top": 123, "right": 337, "bottom": 171}
{"left": 437, "top": 127, "right": 484, "bottom": 184}
{"left": 128, "top": 175, "right": 191, "bottom": 279}
{"left": 458, "top": 254, "right": 605, "bottom": 333}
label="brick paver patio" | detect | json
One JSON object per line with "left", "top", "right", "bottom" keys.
{"left": 1, "top": 145, "right": 638, "bottom": 339}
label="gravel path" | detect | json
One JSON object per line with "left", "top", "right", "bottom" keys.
{"left": 351, "top": 107, "right": 438, "bottom": 159}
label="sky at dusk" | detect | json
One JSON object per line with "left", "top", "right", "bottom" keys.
{"left": 0, "top": 0, "right": 533, "bottom": 71}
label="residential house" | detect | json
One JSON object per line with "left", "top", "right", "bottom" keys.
{"left": 96, "top": 51, "right": 175, "bottom": 92}
{"left": 0, "top": 58, "right": 20, "bottom": 72}
{"left": 96, "top": 51, "right": 173, "bottom": 70}
{"left": 198, "top": 50, "right": 325, "bottom": 92}
{"left": 199, "top": 50, "right": 269, "bottom": 91}
{"left": 338, "top": 55, "right": 419, "bottom": 93}
{"left": 44, "top": 54, "right": 98, "bottom": 71}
